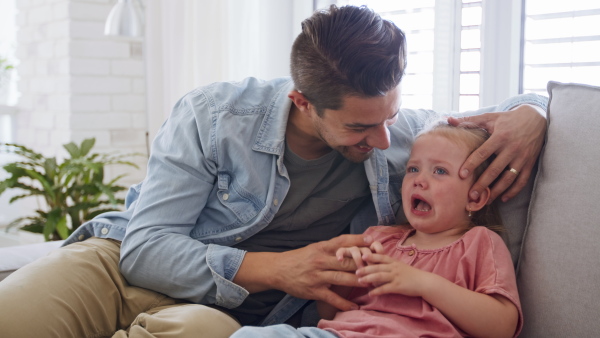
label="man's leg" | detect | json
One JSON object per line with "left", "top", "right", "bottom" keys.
{"left": 113, "top": 304, "right": 241, "bottom": 338}
{"left": 0, "top": 238, "right": 176, "bottom": 338}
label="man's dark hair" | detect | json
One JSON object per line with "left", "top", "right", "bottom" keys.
{"left": 290, "top": 5, "right": 407, "bottom": 115}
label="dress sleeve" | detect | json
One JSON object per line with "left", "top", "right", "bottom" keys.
{"left": 460, "top": 227, "right": 524, "bottom": 337}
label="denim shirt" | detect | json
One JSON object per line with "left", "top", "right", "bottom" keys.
{"left": 64, "top": 77, "right": 548, "bottom": 325}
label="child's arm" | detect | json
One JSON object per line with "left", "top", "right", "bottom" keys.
{"left": 358, "top": 253, "right": 518, "bottom": 338}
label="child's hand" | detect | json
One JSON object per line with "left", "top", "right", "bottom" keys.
{"left": 356, "top": 253, "right": 427, "bottom": 297}
{"left": 336, "top": 240, "right": 384, "bottom": 269}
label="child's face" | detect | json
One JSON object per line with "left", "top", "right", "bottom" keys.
{"left": 402, "top": 133, "right": 473, "bottom": 236}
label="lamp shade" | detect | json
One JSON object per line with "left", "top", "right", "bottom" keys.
{"left": 104, "top": 0, "right": 143, "bottom": 37}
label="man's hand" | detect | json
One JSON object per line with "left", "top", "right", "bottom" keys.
{"left": 234, "top": 234, "right": 373, "bottom": 311}
{"left": 448, "top": 104, "right": 547, "bottom": 203}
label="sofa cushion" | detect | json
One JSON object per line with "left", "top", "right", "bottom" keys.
{"left": 517, "top": 81, "right": 600, "bottom": 337}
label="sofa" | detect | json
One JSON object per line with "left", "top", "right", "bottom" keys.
{"left": 0, "top": 81, "right": 598, "bottom": 336}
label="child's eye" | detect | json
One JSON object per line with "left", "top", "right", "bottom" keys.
{"left": 407, "top": 166, "right": 418, "bottom": 173}
{"left": 433, "top": 167, "right": 448, "bottom": 175}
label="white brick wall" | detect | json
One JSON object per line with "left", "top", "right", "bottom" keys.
{"left": 10, "top": 0, "right": 148, "bottom": 223}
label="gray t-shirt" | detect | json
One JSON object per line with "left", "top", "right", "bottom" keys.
{"left": 224, "top": 142, "right": 370, "bottom": 325}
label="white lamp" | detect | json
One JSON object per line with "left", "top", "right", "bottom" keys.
{"left": 104, "top": 0, "right": 150, "bottom": 156}
{"left": 104, "top": 0, "right": 144, "bottom": 38}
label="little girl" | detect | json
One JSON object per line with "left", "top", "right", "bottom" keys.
{"left": 231, "top": 121, "right": 522, "bottom": 338}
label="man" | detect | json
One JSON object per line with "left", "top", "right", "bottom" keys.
{"left": 0, "top": 5, "right": 547, "bottom": 337}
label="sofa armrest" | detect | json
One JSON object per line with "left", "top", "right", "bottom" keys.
{"left": 0, "top": 241, "right": 64, "bottom": 281}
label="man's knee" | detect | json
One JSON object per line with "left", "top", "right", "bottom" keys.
{"left": 125, "top": 304, "right": 241, "bottom": 338}
{"left": 0, "top": 238, "right": 124, "bottom": 337}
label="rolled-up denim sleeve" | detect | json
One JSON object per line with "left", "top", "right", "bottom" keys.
{"left": 458, "top": 92, "right": 549, "bottom": 117}
{"left": 397, "top": 93, "right": 549, "bottom": 130}
{"left": 495, "top": 92, "right": 548, "bottom": 115}
{"left": 119, "top": 90, "right": 249, "bottom": 308}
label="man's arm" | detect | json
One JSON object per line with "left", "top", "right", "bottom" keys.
{"left": 119, "top": 93, "right": 251, "bottom": 308}
{"left": 120, "top": 90, "right": 374, "bottom": 310}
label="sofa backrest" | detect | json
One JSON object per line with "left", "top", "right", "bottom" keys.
{"left": 515, "top": 81, "right": 600, "bottom": 336}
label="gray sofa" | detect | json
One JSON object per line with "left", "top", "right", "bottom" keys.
{"left": 0, "top": 81, "right": 598, "bottom": 336}
{"left": 495, "top": 81, "right": 600, "bottom": 337}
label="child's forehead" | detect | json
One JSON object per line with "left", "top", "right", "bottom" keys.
{"left": 414, "top": 133, "right": 461, "bottom": 148}
{"left": 409, "top": 134, "right": 469, "bottom": 160}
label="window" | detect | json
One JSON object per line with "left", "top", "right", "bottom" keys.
{"left": 315, "top": 0, "right": 484, "bottom": 111}
{"left": 317, "top": 0, "right": 600, "bottom": 110}
{"left": 459, "top": 0, "right": 482, "bottom": 111}
{"left": 353, "top": 0, "right": 438, "bottom": 110}
{"left": 522, "top": 0, "right": 600, "bottom": 95}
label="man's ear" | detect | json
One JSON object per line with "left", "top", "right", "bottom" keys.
{"left": 288, "top": 90, "right": 313, "bottom": 114}
{"left": 467, "top": 186, "right": 490, "bottom": 212}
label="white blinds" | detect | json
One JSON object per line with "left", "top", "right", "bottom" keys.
{"left": 315, "top": 0, "right": 440, "bottom": 109}
{"left": 522, "top": 0, "right": 600, "bottom": 95}
{"left": 315, "top": 0, "right": 484, "bottom": 111}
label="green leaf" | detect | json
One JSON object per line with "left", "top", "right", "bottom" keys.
{"left": 43, "top": 209, "right": 62, "bottom": 241}
{"left": 55, "top": 215, "right": 70, "bottom": 239}
{"left": 24, "top": 169, "right": 55, "bottom": 200}
{"left": 20, "top": 223, "right": 45, "bottom": 234}
{"left": 6, "top": 217, "right": 28, "bottom": 231}
{"left": 95, "top": 183, "right": 118, "bottom": 205}
{"left": 44, "top": 158, "right": 58, "bottom": 181}
{"left": 8, "top": 193, "right": 36, "bottom": 204}
{"left": 63, "top": 142, "right": 80, "bottom": 158}
{"left": 80, "top": 138, "right": 95, "bottom": 157}
{"left": 106, "top": 174, "right": 128, "bottom": 186}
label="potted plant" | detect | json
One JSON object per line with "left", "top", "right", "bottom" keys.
{"left": 0, "top": 138, "right": 140, "bottom": 241}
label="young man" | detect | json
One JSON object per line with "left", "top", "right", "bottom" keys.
{"left": 0, "top": 5, "right": 547, "bottom": 337}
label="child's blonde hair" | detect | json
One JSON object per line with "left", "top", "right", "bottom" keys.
{"left": 414, "top": 119, "right": 504, "bottom": 233}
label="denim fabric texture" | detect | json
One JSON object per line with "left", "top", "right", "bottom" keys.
{"left": 63, "top": 77, "right": 548, "bottom": 325}
{"left": 231, "top": 324, "right": 338, "bottom": 338}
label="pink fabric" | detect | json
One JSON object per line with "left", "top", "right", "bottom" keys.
{"left": 318, "top": 226, "right": 523, "bottom": 338}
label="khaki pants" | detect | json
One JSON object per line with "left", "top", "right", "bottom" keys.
{"left": 0, "top": 238, "right": 241, "bottom": 338}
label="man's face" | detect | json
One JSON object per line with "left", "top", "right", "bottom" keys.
{"left": 311, "top": 87, "right": 401, "bottom": 163}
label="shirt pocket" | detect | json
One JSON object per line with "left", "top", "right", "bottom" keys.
{"left": 216, "top": 172, "right": 264, "bottom": 224}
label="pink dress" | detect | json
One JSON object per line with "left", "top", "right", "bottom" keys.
{"left": 318, "top": 226, "right": 523, "bottom": 338}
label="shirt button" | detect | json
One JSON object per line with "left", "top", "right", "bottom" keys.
{"left": 408, "top": 250, "right": 415, "bottom": 256}
{"left": 273, "top": 199, "right": 279, "bottom": 206}
{"left": 101, "top": 228, "right": 109, "bottom": 235}
{"left": 78, "top": 235, "right": 85, "bottom": 241}
{"left": 222, "top": 193, "right": 229, "bottom": 201}
{"left": 235, "top": 236, "right": 242, "bottom": 242}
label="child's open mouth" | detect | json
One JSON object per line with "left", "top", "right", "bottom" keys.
{"left": 412, "top": 196, "right": 432, "bottom": 212}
